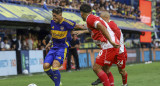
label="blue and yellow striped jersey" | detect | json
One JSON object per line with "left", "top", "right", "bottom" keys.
{"left": 50, "top": 18, "right": 76, "bottom": 48}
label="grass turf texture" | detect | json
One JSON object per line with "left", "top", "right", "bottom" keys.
{"left": 0, "top": 62, "right": 160, "bottom": 86}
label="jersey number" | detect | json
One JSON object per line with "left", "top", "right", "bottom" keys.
{"left": 117, "top": 60, "right": 123, "bottom": 66}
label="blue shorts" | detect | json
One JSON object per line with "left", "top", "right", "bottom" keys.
{"left": 44, "top": 48, "right": 68, "bottom": 65}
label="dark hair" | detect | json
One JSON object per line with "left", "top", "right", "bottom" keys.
{"left": 80, "top": 4, "right": 91, "bottom": 13}
{"left": 52, "top": 7, "right": 62, "bottom": 14}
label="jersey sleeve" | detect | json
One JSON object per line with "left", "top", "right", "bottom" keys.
{"left": 64, "top": 19, "right": 76, "bottom": 30}
{"left": 87, "top": 15, "right": 100, "bottom": 29}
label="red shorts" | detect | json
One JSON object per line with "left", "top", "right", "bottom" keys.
{"left": 113, "top": 51, "right": 127, "bottom": 69}
{"left": 95, "top": 48, "right": 119, "bottom": 66}
{"left": 95, "top": 48, "right": 128, "bottom": 69}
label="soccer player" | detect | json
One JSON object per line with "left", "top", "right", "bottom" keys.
{"left": 91, "top": 12, "right": 128, "bottom": 86}
{"left": 43, "top": 7, "right": 84, "bottom": 86}
{"left": 80, "top": 4, "right": 120, "bottom": 86}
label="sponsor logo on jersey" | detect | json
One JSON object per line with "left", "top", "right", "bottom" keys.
{"left": 51, "top": 30, "right": 68, "bottom": 39}
{"left": 104, "top": 60, "right": 111, "bottom": 64}
{"left": 60, "top": 26, "right": 64, "bottom": 30}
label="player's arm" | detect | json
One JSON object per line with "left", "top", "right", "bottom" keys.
{"left": 73, "top": 30, "right": 89, "bottom": 35}
{"left": 45, "top": 40, "right": 52, "bottom": 49}
{"left": 74, "top": 24, "right": 87, "bottom": 30}
{"left": 65, "top": 19, "right": 87, "bottom": 31}
{"left": 96, "top": 22, "right": 120, "bottom": 48}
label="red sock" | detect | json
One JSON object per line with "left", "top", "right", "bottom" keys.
{"left": 107, "top": 72, "right": 114, "bottom": 86}
{"left": 122, "top": 72, "right": 128, "bottom": 85}
{"left": 97, "top": 70, "right": 111, "bottom": 86}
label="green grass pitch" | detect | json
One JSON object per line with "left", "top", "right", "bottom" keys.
{"left": 0, "top": 62, "right": 160, "bottom": 86}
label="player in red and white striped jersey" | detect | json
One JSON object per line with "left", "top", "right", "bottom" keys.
{"left": 80, "top": 4, "right": 120, "bottom": 86}
{"left": 91, "top": 11, "right": 128, "bottom": 86}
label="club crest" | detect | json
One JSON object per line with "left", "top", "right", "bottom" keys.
{"left": 60, "top": 26, "right": 64, "bottom": 30}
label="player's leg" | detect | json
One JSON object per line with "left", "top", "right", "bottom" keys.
{"left": 93, "top": 50, "right": 111, "bottom": 86}
{"left": 116, "top": 52, "right": 128, "bottom": 86}
{"left": 103, "top": 65, "right": 114, "bottom": 86}
{"left": 118, "top": 68, "right": 128, "bottom": 86}
{"left": 93, "top": 63, "right": 110, "bottom": 86}
{"left": 91, "top": 65, "right": 113, "bottom": 85}
{"left": 43, "top": 50, "right": 55, "bottom": 82}
{"left": 52, "top": 60, "right": 61, "bottom": 86}
{"left": 102, "top": 48, "right": 118, "bottom": 86}
{"left": 51, "top": 48, "right": 67, "bottom": 86}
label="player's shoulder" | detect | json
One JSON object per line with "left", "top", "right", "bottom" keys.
{"left": 109, "top": 20, "right": 115, "bottom": 23}
{"left": 63, "top": 18, "right": 75, "bottom": 26}
{"left": 87, "top": 14, "right": 100, "bottom": 24}
{"left": 108, "top": 20, "right": 117, "bottom": 25}
{"left": 88, "top": 14, "right": 99, "bottom": 19}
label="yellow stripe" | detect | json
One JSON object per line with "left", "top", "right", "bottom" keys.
{"left": 44, "top": 67, "right": 51, "bottom": 71}
{"left": 51, "top": 30, "right": 68, "bottom": 39}
{"left": 65, "top": 41, "right": 69, "bottom": 47}
{"left": 64, "top": 19, "right": 74, "bottom": 26}
{"left": 63, "top": 48, "right": 67, "bottom": 61}
{"left": 65, "top": 38, "right": 69, "bottom": 47}
{"left": 52, "top": 67, "right": 59, "bottom": 70}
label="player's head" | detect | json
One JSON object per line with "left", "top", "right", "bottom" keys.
{"left": 100, "top": 11, "right": 110, "bottom": 22}
{"left": 52, "top": 7, "right": 63, "bottom": 23}
{"left": 80, "top": 4, "right": 91, "bottom": 21}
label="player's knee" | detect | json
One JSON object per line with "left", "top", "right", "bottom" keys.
{"left": 105, "top": 70, "right": 110, "bottom": 74}
{"left": 93, "top": 64, "right": 99, "bottom": 71}
{"left": 119, "top": 69, "right": 125, "bottom": 75}
{"left": 93, "top": 64, "right": 100, "bottom": 73}
{"left": 43, "top": 63, "right": 51, "bottom": 70}
{"left": 52, "top": 62, "right": 61, "bottom": 68}
{"left": 93, "top": 65, "right": 97, "bottom": 72}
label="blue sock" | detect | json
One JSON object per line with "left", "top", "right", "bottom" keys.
{"left": 52, "top": 69, "right": 61, "bottom": 86}
{"left": 44, "top": 68, "right": 55, "bottom": 82}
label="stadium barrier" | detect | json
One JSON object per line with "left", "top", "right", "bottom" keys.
{"left": 16, "top": 50, "right": 43, "bottom": 74}
{"left": 0, "top": 51, "right": 17, "bottom": 76}
{"left": 140, "top": 48, "right": 160, "bottom": 61}
{"left": 29, "top": 50, "right": 44, "bottom": 73}
{"left": 0, "top": 48, "right": 160, "bottom": 76}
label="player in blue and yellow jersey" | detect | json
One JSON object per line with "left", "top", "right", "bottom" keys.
{"left": 43, "top": 7, "right": 84, "bottom": 86}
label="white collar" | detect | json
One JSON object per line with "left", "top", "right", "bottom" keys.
{"left": 86, "top": 14, "right": 91, "bottom": 22}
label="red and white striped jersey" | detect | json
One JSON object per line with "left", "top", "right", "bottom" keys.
{"left": 86, "top": 14, "right": 119, "bottom": 49}
{"left": 107, "top": 20, "right": 125, "bottom": 54}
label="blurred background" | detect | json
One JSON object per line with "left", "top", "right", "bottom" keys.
{"left": 0, "top": 0, "right": 160, "bottom": 86}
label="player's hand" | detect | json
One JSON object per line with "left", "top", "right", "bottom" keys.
{"left": 110, "top": 42, "right": 120, "bottom": 48}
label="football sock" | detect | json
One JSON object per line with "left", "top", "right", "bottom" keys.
{"left": 122, "top": 72, "right": 128, "bottom": 85}
{"left": 44, "top": 67, "right": 55, "bottom": 82}
{"left": 52, "top": 68, "right": 61, "bottom": 86}
{"left": 97, "top": 70, "right": 110, "bottom": 86}
{"left": 107, "top": 72, "right": 114, "bottom": 86}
